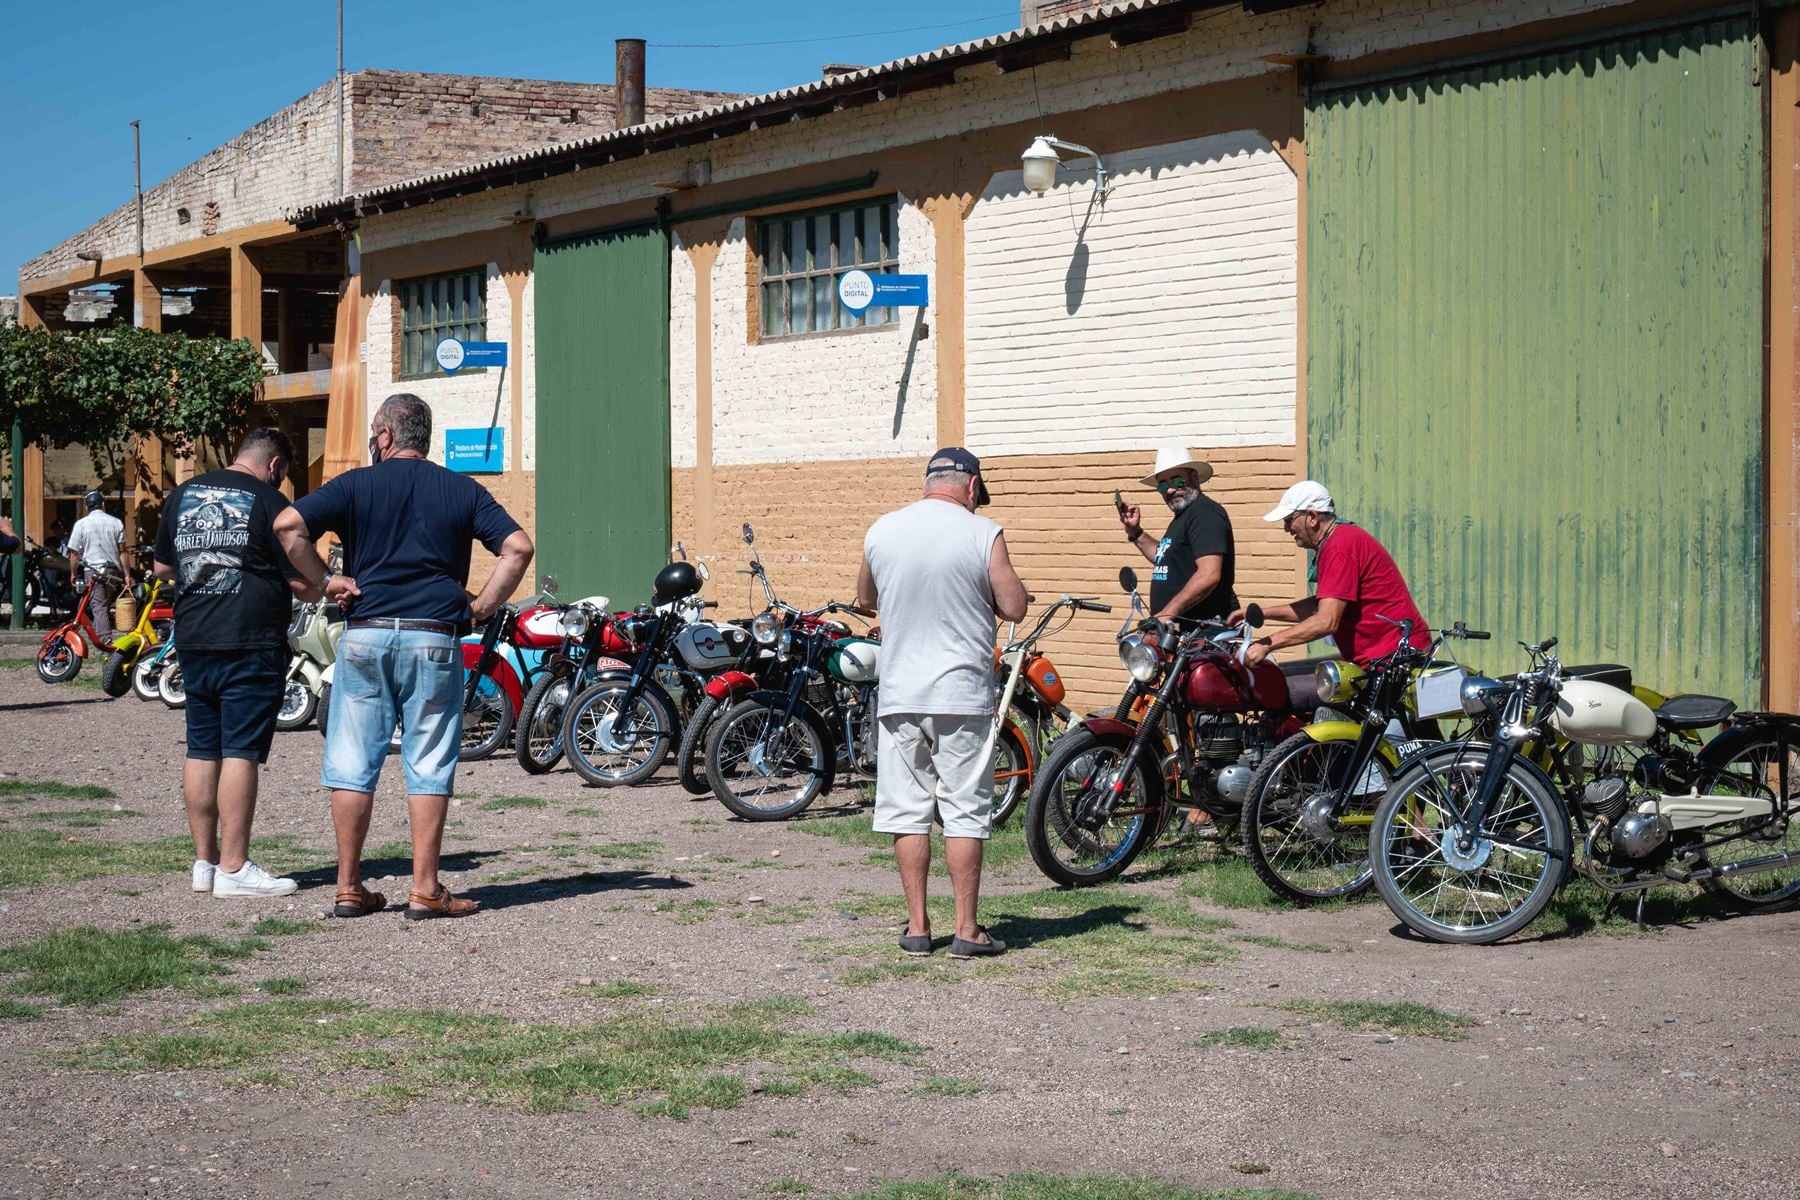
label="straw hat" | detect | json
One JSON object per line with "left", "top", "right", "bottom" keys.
{"left": 1139, "top": 447, "right": 1214, "bottom": 488}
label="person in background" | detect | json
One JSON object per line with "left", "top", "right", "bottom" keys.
{"left": 1233, "top": 480, "right": 1431, "bottom": 668}
{"left": 154, "top": 428, "right": 318, "bottom": 899}
{"left": 275, "top": 393, "right": 533, "bottom": 922}
{"left": 0, "top": 516, "right": 19, "bottom": 558}
{"left": 857, "top": 447, "right": 1029, "bottom": 960}
{"left": 67, "top": 489, "right": 130, "bottom": 644}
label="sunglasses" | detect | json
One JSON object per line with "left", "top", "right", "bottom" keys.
{"left": 1155, "top": 477, "right": 1192, "bottom": 496}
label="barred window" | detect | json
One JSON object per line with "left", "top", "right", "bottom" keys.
{"left": 399, "top": 269, "right": 487, "bottom": 379}
{"left": 757, "top": 197, "right": 899, "bottom": 338}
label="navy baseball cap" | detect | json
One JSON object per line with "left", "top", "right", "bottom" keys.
{"left": 927, "top": 447, "right": 991, "bottom": 506}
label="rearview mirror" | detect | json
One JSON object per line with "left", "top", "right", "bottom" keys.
{"left": 1245, "top": 603, "right": 1264, "bottom": 629}
{"left": 696, "top": 562, "right": 711, "bottom": 583}
{"left": 540, "top": 574, "right": 557, "bottom": 596}
{"left": 1118, "top": 566, "right": 1138, "bottom": 593}
{"left": 742, "top": 522, "right": 754, "bottom": 546}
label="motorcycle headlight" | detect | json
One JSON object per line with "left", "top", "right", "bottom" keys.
{"left": 1461, "top": 674, "right": 1505, "bottom": 716}
{"left": 564, "top": 607, "right": 591, "bottom": 639}
{"left": 1124, "top": 638, "right": 1165, "bottom": 683}
{"left": 753, "top": 612, "right": 782, "bottom": 645}
{"left": 1315, "top": 660, "right": 1365, "bottom": 705}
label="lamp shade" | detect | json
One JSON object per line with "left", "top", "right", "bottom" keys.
{"left": 1021, "top": 136, "right": 1061, "bottom": 194}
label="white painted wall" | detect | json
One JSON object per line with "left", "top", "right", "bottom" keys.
{"left": 707, "top": 205, "right": 937, "bottom": 466}
{"left": 964, "top": 131, "right": 1296, "bottom": 454}
{"left": 669, "top": 232, "right": 698, "bottom": 470}
{"left": 364, "top": 264, "right": 518, "bottom": 468}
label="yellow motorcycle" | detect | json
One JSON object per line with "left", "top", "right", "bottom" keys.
{"left": 99, "top": 579, "right": 173, "bottom": 699}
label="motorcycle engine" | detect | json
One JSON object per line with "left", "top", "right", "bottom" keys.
{"left": 1187, "top": 717, "right": 1252, "bottom": 808}
{"left": 1580, "top": 776, "right": 1632, "bottom": 824}
{"left": 1191, "top": 716, "right": 1244, "bottom": 761}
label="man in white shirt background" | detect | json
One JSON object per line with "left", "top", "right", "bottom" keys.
{"left": 66, "top": 489, "right": 131, "bottom": 643}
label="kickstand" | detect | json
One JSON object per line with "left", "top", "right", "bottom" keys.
{"left": 1634, "top": 891, "right": 1648, "bottom": 930}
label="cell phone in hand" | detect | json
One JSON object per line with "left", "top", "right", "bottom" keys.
{"left": 1113, "top": 490, "right": 1127, "bottom": 515}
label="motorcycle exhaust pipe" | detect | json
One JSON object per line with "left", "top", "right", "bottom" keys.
{"left": 1711, "top": 847, "right": 1800, "bottom": 879}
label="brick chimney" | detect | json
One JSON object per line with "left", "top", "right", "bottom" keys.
{"left": 615, "top": 38, "right": 646, "bottom": 128}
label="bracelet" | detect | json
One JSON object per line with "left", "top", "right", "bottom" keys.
{"left": 1124, "top": 529, "right": 1142, "bottom": 543}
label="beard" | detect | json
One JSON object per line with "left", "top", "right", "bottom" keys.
{"left": 1166, "top": 492, "right": 1193, "bottom": 514}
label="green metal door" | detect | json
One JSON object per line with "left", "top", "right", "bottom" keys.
{"left": 533, "top": 223, "right": 671, "bottom": 605}
{"left": 1307, "top": 16, "right": 1764, "bottom": 700}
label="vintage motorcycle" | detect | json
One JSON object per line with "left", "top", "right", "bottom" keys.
{"left": 98, "top": 578, "right": 175, "bottom": 698}
{"left": 277, "top": 597, "right": 343, "bottom": 731}
{"left": 1369, "top": 636, "right": 1800, "bottom": 943}
{"left": 1022, "top": 567, "right": 1307, "bottom": 886}
{"left": 985, "top": 594, "right": 1100, "bottom": 825}
{"left": 511, "top": 578, "right": 632, "bottom": 774}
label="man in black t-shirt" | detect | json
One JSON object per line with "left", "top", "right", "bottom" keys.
{"left": 154, "top": 428, "right": 322, "bottom": 900}
{"left": 276, "top": 393, "right": 533, "bottom": 923}
{"left": 1119, "top": 447, "right": 1238, "bottom": 625}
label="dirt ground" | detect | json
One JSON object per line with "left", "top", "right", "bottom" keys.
{"left": 0, "top": 659, "right": 1796, "bottom": 1200}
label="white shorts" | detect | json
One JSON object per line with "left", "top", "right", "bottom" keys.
{"left": 873, "top": 713, "right": 995, "bottom": 840}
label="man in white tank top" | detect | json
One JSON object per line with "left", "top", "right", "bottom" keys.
{"left": 857, "top": 448, "right": 1029, "bottom": 960}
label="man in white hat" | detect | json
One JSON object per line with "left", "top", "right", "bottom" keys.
{"left": 1232, "top": 480, "right": 1429, "bottom": 669}
{"left": 1118, "top": 447, "right": 1238, "bottom": 625}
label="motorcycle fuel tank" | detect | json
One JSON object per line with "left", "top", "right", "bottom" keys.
{"left": 676, "top": 621, "right": 749, "bottom": 670}
{"left": 1550, "top": 678, "right": 1657, "bottom": 745}
{"left": 1183, "top": 657, "right": 1288, "bottom": 712}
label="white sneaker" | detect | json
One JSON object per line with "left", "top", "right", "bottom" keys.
{"left": 192, "top": 859, "right": 217, "bottom": 893}
{"left": 212, "top": 859, "right": 299, "bottom": 898}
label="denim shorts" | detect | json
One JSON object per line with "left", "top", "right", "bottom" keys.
{"left": 322, "top": 624, "right": 461, "bottom": 795}
{"left": 181, "top": 645, "right": 286, "bottom": 763}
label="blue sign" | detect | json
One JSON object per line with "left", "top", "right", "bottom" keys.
{"left": 445, "top": 428, "right": 504, "bottom": 473}
{"left": 837, "top": 271, "right": 929, "bottom": 313}
{"left": 435, "top": 339, "right": 510, "bottom": 375}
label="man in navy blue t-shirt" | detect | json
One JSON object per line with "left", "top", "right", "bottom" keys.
{"left": 276, "top": 393, "right": 532, "bottom": 922}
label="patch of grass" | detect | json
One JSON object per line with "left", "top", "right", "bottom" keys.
{"left": 1227, "top": 934, "right": 1340, "bottom": 954}
{"left": 1193, "top": 1026, "right": 1290, "bottom": 1052}
{"left": 0, "top": 998, "right": 45, "bottom": 1020}
{"left": 67, "top": 996, "right": 922, "bottom": 1117}
{"left": 576, "top": 980, "right": 658, "bottom": 999}
{"left": 1232, "top": 1165, "right": 1271, "bottom": 1177}
{"left": 589, "top": 840, "right": 663, "bottom": 861}
{"left": 0, "top": 924, "right": 266, "bottom": 1006}
{"left": 1532, "top": 879, "right": 1728, "bottom": 938}
{"left": 917, "top": 1074, "right": 983, "bottom": 1096}
{"left": 837, "top": 1176, "right": 1316, "bottom": 1200}
{"left": 0, "top": 830, "right": 323, "bottom": 891}
{"left": 766, "top": 1178, "right": 814, "bottom": 1195}
{"left": 769, "top": 1128, "right": 798, "bottom": 1139}
{"left": 835, "top": 960, "right": 961, "bottom": 987}
{"left": 249, "top": 917, "right": 318, "bottom": 938}
{"left": 0, "top": 780, "right": 116, "bottom": 801}
{"left": 478, "top": 796, "right": 548, "bottom": 811}
{"left": 257, "top": 978, "right": 309, "bottom": 996}
{"left": 570, "top": 807, "right": 601, "bottom": 818}
{"left": 1173, "top": 848, "right": 1317, "bottom": 912}
{"left": 1270, "top": 999, "right": 1475, "bottom": 1041}
{"left": 25, "top": 808, "right": 142, "bottom": 828}
{"left": 227, "top": 1067, "right": 292, "bottom": 1089}
{"left": 791, "top": 813, "right": 1034, "bottom": 874}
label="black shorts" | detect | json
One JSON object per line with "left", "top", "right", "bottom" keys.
{"left": 180, "top": 646, "right": 286, "bottom": 763}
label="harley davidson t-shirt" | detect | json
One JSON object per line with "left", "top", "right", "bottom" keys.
{"left": 1313, "top": 521, "right": 1430, "bottom": 665}
{"left": 153, "top": 468, "right": 298, "bottom": 651}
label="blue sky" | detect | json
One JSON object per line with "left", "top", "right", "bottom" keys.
{"left": 3, "top": 1, "right": 1020, "bottom": 285}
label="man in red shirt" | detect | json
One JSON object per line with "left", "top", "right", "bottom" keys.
{"left": 1232, "top": 480, "right": 1430, "bottom": 668}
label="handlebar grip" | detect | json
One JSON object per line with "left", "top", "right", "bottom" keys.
{"left": 703, "top": 601, "right": 719, "bottom": 608}
{"left": 1073, "top": 599, "right": 1111, "bottom": 613}
{"left": 1536, "top": 636, "right": 1558, "bottom": 653}
{"left": 1463, "top": 629, "right": 1491, "bottom": 640}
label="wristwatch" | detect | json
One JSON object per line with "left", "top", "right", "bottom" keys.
{"left": 1124, "top": 528, "right": 1142, "bottom": 543}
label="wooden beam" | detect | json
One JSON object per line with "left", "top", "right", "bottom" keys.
{"left": 131, "top": 269, "right": 162, "bottom": 332}
{"left": 230, "top": 245, "right": 264, "bottom": 351}
{"left": 19, "top": 219, "right": 307, "bottom": 297}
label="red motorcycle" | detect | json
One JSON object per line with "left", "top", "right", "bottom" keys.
{"left": 1023, "top": 567, "right": 1313, "bottom": 886}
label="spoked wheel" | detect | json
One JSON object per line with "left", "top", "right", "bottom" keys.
{"left": 1700, "top": 729, "right": 1800, "bottom": 911}
{"left": 563, "top": 680, "right": 676, "bottom": 787}
{"left": 1242, "top": 732, "right": 1389, "bottom": 904}
{"left": 158, "top": 661, "right": 187, "bottom": 708}
{"left": 275, "top": 676, "right": 318, "bottom": 731}
{"left": 131, "top": 654, "right": 164, "bottom": 702}
{"left": 1022, "top": 729, "right": 1160, "bottom": 887}
{"left": 989, "top": 723, "right": 1033, "bottom": 827}
{"left": 1370, "top": 745, "right": 1569, "bottom": 944}
{"left": 515, "top": 671, "right": 575, "bottom": 774}
{"left": 704, "top": 698, "right": 829, "bottom": 821}
{"left": 459, "top": 673, "right": 516, "bottom": 762}
{"left": 676, "top": 694, "right": 721, "bottom": 795}
{"left": 36, "top": 639, "right": 81, "bottom": 684}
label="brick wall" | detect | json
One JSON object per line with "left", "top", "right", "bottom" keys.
{"left": 1022, "top": 0, "right": 1114, "bottom": 28}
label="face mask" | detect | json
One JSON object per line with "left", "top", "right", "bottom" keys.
{"left": 368, "top": 435, "right": 382, "bottom": 465}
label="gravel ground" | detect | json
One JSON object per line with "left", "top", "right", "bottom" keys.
{"left": 0, "top": 660, "right": 1796, "bottom": 1200}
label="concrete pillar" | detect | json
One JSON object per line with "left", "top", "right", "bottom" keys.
{"left": 17, "top": 295, "right": 48, "bottom": 541}
{"left": 131, "top": 269, "right": 162, "bottom": 333}
{"left": 229, "top": 244, "right": 264, "bottom": 352}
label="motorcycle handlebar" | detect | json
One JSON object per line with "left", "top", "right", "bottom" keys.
{"left": 1072, "top": 598, "right": 1111, "bottom": 613}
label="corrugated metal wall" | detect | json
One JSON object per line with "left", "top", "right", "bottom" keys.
{"left": 533, "top": 225, "right": 671, "bottom": 604}
{"left": 1307, "top": 15, "right": 1765, "bottom": 701}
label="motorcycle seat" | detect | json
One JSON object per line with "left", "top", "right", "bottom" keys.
{"left": 1654, "top": 694, "right": 1735, "bottom": 731}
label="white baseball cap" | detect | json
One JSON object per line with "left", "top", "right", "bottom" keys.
{"left": 1264, "top": 480, "right": 1334, "bottom": 522}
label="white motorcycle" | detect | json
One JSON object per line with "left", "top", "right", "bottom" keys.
{"left": 1369, "top": 636, "right": 1800, "bottom": 943}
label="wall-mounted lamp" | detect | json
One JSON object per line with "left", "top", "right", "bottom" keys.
{"left": 1021, "top": 135, "right": 1114, "bottom": 199}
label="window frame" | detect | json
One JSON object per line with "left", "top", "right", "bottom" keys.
{"left": 754, "top": 196, "right": 901, "bottom": 341}
{"left": 397, "top": 267, "right": 490, "bottom": 381}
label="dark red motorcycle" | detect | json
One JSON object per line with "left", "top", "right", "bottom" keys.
{"left": 1023, "top": 567, "right": 1312, "bottom": 886}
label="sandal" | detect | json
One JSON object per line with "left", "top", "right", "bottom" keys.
{"left": 404, "top": 884, "right": 479, "bottom": 921}
{"left": 333, "top": 884, "right": 388, "bottom": 919}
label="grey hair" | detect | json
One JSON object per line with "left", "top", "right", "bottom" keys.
{"left": 375, "top": 393, "right": 433, "bottom": 455}
{"left": 924, "top": 468, "right": 974, "bottom": 492}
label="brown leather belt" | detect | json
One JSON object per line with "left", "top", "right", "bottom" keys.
{"left": 346, "top": 618, "right": 459, "bottom": 635}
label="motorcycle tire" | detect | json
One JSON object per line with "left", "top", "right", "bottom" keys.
{"left": 563, "top": 680, "right": 675, "bottom": 787}
{"left": 459, "top": 674, "right": 516, "bottom": 762}
{"left": 275, "top": 676, "right": 318, "bottom": 731}
{"left": 515, "top": 671, "right": 574, "bottom": 775}
{"left": 1369, "top": 744, "right": 1569, "bottom": 945}
{"left": 316, "top": 684, "right": 401, "bottom": 754}
{"left": 36, "top": 639, "right": 81, "bottom": 684}
{"left": 676, "top": 694, "right": 721, "bottom": 795}
{"left": 1695, "top": 726, "right": 1800, "bottom": 912}
{"left": 158, "top": 661, "right": 186, "bottom": 708}
{"left": 989, "top": 722, "right": 1033, "bottom": 827}
{"left": 131, "top": 654, "right": 163, "bottom": 702}
{"left": 704, "top": 697, "right": 830, "bottom": 821}
{"left": 1023, "top": 728, "right": 1160, "bottom": 887}
{"left": 99, "top": 650, "right": 134, "bottom": 698}
{"left": 1240, "top": 731, "right": 1387, "bottom": 905}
